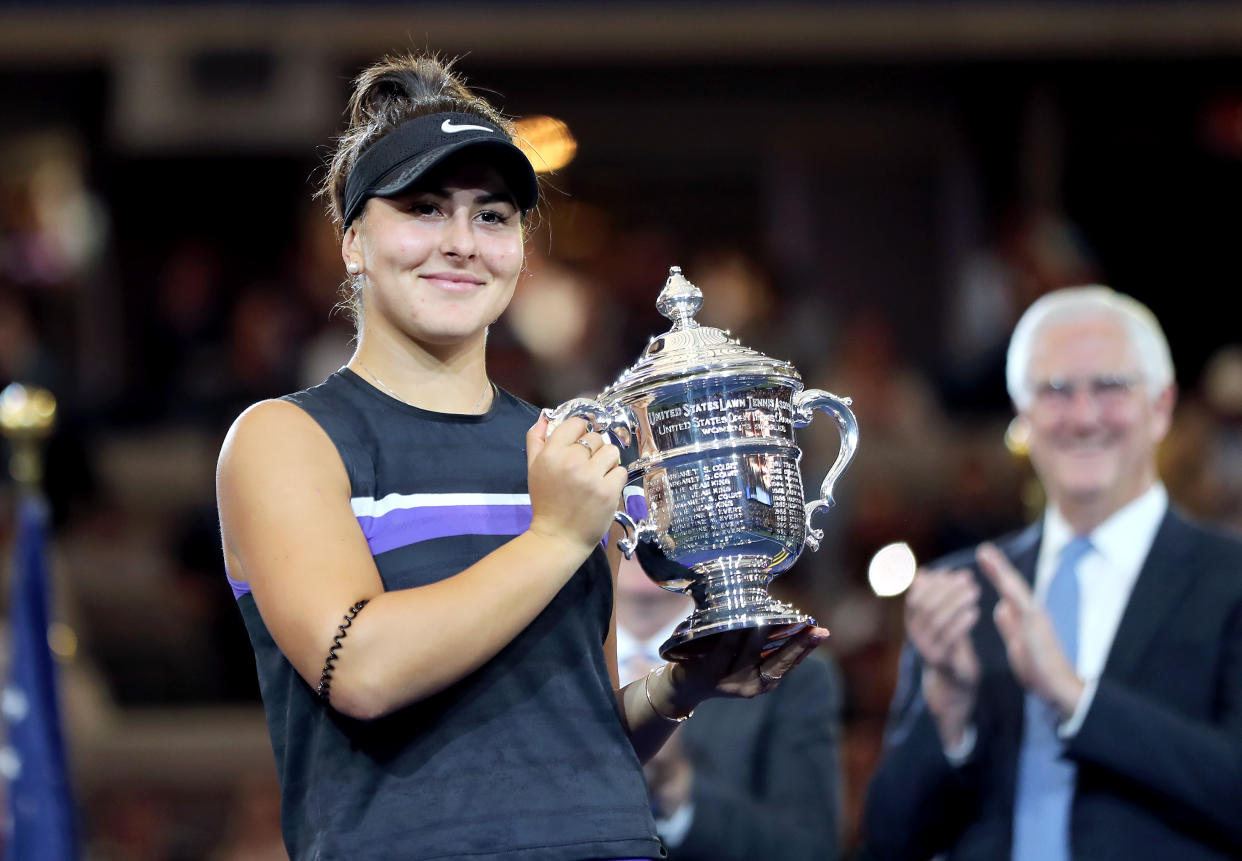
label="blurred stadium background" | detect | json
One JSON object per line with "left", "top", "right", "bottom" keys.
{"left": 3, "top": 2, "right": 1242, "bottom": 857}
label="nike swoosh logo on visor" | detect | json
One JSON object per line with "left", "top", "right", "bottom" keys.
{"left": 442, "top": 120, "right": 495, "bottom": 134}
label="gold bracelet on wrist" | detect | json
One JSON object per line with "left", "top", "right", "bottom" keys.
{"left": 643, "top": 663, "right": 694, "bottom": 724}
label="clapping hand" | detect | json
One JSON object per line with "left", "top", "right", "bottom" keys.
{"left": 977, "top": 543, "right": 1084, "bottom": 720}
{"left": 904, "top": 565, "right": 981, "bottom": 747}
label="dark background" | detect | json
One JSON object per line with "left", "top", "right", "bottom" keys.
{"left": 2, "top": 3, "right": 1241, "bottom": 857}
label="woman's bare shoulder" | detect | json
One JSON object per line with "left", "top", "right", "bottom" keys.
{"left": 225, "top": 396, "right": 319, "bottom": 441}
{"left": 217, "top": 398, "right": 347, "bottom": 498}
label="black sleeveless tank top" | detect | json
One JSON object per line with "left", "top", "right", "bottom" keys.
{"left": 231, "top": 369, "right": 663, "bottom": 861}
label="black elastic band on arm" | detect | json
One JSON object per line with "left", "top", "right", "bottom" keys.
{"left": 316, "top": 599, "right": 370, "bottom": 703}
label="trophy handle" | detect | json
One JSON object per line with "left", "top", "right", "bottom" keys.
{"left": 543, "top": 398, "right": 647, "bottom": 556}
{"left": 542, "top": 397, "right": 637, "bottom": 450}
{"left": 613, "top": 510, "right": 660, "bottom": 559}
{"left": 793, "top": 388, "right": 859, "bottom": 552}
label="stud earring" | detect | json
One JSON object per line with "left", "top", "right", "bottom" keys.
{"left": 346, "top": 261, "right": 361, "bottom": 275}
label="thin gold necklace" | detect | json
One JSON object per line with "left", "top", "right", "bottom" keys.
{"left": 355, "top": 361, "right": 492, "bottom": 414}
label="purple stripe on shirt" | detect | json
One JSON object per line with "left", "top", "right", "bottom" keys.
{"left": 625, "top": 493, "right": 649, "bottom": 522}
{"left": 226, "top": 572, "right": 251, "bottom": 599}
{"left": 358, "top": 503, "right": 533, "bottom": 555}
{"left": 225, "top": 503, "right": 534, "bottom": 600}
{"left": 599, "top": 490, "right": 651, "bottom": 550}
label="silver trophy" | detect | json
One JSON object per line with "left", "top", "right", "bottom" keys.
{"left": 547, "top": 266, "right": 858, "bottom": 659}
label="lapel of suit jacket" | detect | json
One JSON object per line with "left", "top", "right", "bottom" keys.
{"left": 1007, "top": 521, "right": 1043, "bottom": 587}
{"left": 977, "top": 522, "right": 1043, "bottom": 811}
{"left": 976, "top": 521, "right": 1041, "bottom": 678}
{"left": 975, "top": 521, "right": 1041, "bottom": 668}
{"left": 1100, "top": 508, "right": 1197, "bottom": 683}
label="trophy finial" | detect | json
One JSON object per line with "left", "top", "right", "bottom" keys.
{"left": 655, "top": 265, "right": 703, "bottom": 329}
{"left": 1, "top": 383, "right": 57, "bottom": 492}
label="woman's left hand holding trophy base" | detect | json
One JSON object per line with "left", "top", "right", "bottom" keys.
{"left": 671, "top": 624, "right": 831, "bottom": 704}
{"left": 639, "top": 622, "right": 831, "bottom": 724}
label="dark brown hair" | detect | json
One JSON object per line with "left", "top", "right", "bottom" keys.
{"left": 318, "top": 52, "right": 513, "bottom": 231}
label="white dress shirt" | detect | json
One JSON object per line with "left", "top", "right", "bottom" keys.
{"left": 615, "top": 620, "right": 679, "bottom": 686}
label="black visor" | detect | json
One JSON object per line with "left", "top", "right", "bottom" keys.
{"left": 342, "top": 112, "right": 539, "bottom": 228}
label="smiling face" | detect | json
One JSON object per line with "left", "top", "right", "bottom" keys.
{"left": 1020, "top": 314, "right": 1174, "bottom": 529}
{"left": 343, "top": 159, "right": 524, "bottom": 353}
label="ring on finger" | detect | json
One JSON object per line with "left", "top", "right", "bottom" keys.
{"left": 575, "top": 438, "right": 594, "bottom": 453}
{"left": 758, "top": 668, "right": 783, "bottom": 686}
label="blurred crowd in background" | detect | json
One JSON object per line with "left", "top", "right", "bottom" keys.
{"left": 3, "top": 3, "right": 1242, "bottom": 858}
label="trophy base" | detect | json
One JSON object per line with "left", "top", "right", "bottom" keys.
{"left": 659, "top": 607, "right": 813, "bottom": 661}
{"left": 657, "top": 557, "right": 814, "bottom": 660}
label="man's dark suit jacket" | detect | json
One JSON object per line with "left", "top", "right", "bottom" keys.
{"left": 862, "top": 508, "right": 1242, "bottom": 861}
{"left": 667, "top": 651, "right": 841, "bottom": 861}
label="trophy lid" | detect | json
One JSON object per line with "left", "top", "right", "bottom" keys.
{"left": 601, "top": 266, "right": 800, "bottom": 402}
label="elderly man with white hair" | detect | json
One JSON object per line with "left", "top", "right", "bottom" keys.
{"left": 863, "top": 286, "right": 1242, "bottom": 861}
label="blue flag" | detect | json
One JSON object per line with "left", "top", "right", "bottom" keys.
{"left": 3, "top": 496, "right": 78, "bottom": 860}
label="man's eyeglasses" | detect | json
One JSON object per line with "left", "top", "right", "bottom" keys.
{"left": 1031, "top": 374, "right": 1142, "bottom": 407}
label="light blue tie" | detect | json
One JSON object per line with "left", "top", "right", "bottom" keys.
{"left": 1012, "top": 535, "right": 1091, "bottom": 861}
